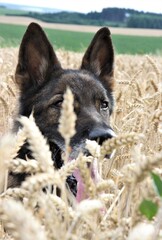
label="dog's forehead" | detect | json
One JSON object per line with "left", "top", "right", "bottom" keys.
{"left": 53, "top": 70, "right": 107, "bottom": 97}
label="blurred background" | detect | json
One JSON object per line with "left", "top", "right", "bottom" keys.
{"left": 0, "top": 0, "right": 162, "bottom": 54}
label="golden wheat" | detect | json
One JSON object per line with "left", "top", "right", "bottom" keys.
{"left": 0, "top": 48, "right": 162, "bottom": 239}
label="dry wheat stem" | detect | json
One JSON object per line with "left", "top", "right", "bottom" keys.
{"left": 99, "top": 193, "right": 115, "bottom": 205}
{"left": 66, "top": 199, "right": 103, "bottom": 240}
{"left": 153, "top": 204, "right": 162, "bottom": 240}
{"left": 150, "top": 79, "right": 159, "bottom": 92}
{"left": 7, "top": 85, "right": 16, "bottom": 97}
{"left": 131, "top": 68, "right": 143, "bottom": 84}
{"left": 37, "top": 193, "right": 69, "bottom": 240}
{"left": 100, "top": 186, "right": 125, "bottom": 224}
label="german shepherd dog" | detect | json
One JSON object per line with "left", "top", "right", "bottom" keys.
{"left": 9, "top": 23, "right": 115, "bottom": 201}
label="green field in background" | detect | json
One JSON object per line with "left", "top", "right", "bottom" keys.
{"left": 0, "top": 23, "right": 162, "bottom": 54}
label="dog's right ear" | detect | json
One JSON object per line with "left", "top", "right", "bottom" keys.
{"left": 15, "top": 22, "right": 61, "bottom": 91}
{"left": 81, "top": 27, "right": 114, "bottom": 92}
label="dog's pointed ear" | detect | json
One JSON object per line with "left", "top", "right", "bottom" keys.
{"left": 15, "top": 22, "right": 61, "bottom": 90}
{"left": 81, "top": 27, "right": 114, "bottom": 91}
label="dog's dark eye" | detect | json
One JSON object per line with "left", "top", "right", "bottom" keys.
{"left": 50, "top": 95, "right": 63, "bottom": 108}
{"left": 101, "top": 101, "right": 109, "bottom": 110}
{"left": 54, "top": 100, "right": 63, "bottom": 108}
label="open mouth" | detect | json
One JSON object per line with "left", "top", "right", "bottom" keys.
{"left": 49, "top": 141, "right": 102, "bottom": 202}
{"left": 49, "top": 141, "right": 78, "bottom": 197}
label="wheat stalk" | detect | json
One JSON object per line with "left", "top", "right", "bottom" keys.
{"left": 59, "top": 87, "right": 76, "bottom": 163}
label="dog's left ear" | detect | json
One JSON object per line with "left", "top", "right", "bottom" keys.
{"left": 15, "top": 22, "right": 61, "bottom": 91}
{"left": 81, "top": 27, "right": 114, "bottom": 91}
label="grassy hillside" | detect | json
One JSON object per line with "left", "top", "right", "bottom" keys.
{"left": 0, "top": 23, "right": 162, "bottom": 54}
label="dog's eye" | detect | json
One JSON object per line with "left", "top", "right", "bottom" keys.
{"left": 50, "top": 96, "right": 63, "bottom": 108}
{"left": 54, "top": 100, "right": 63, "bottom": 107}
{"left": 101, "top": 101, "right": 109, "bottom": 110}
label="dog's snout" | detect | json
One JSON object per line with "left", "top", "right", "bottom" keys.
{"left": 89, "top": 128, "right": 116, "bottom": 145}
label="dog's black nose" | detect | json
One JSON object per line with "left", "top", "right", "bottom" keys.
{"left": 89, "top": 128, "right": 115, "bottom": 145}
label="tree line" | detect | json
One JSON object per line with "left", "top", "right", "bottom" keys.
{"left": 7, "top": 7, "right": 162, "bottom": 29}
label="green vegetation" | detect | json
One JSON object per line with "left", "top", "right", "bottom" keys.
{"left": 127, "top": 14, "right": 162, "bottom": 29}
{"left": 0, "top": 23, "right": 162, "bottom": 55}
{"left": 0, "top": 23, "right": 27, "bottom": 47}
{"left": 112, "top": 35, "right": 162, "bottom": 55}
{"left": 139, "top": 173, "right": 162, "bottom": 221}
{"left": 1, "top": 6, "right": 162, "bottom": 29}
{"left": 19, "top": 8, "right": 162, "bottom": 29}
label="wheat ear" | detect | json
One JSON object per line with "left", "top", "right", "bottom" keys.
{"left": 0, "top": 134, "right": 18, "bottom": 193}
{"left": 1, "top": 188, "right": 28, "bottom": 200}
{"left": 59, "top": 157, "right": 80, "bottom": 180}
{"left": 8, "top": 158, "right": 40, "bottom": 174}
{"left": 146, "top": 55, "right": 160, "bottom": 79}
{"left": 59, "top": 87, "right": 76, "bottom": 163}
{"left": 77, "top": 154, "right": 96, "bottom": 199}
{"left": 100, "top": 133, "right": 144, "bottom": 159}
{"left": 21, "top": 172, "right": 62, "bottom": 195}
{"left": 121, "top": 152, "right": 162, "bottom": 186}
{"left": 0, "top": 96, "right": 9, "bottom": 116}
{"left": 19, "top": 114, "right": 54, "bottom": 173}
{"left": 0, "top": 198, "right": 47, "bottom": 240}
{"left": 11, "top": 128, "right": 27, "bottom": 159}
{"left": 86, "top": 139, "right": 101, "bottom": 158}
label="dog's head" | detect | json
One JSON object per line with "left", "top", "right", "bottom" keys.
{"left": 15, "top": 23, "right": 115, "bottom": 200}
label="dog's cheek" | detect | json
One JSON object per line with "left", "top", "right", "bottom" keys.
{"left": 101, "top": 111, "right": 110, "bottom": 125}
{"left": 34, "top": 108, "right": 60, "bottom": 130}
{"left": 46, "top": 108, "right": 60, "bottom": 126}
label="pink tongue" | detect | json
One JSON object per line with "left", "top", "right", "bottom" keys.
{"left": 73, "top": 158, "right": 101, "bottom": 203}
{"left": 73, "top": 169, "right": 87, "bottom": 202}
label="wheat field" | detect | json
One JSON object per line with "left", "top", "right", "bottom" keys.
{"left": 0, "top": 48, "right": 162, "bottom": 240}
